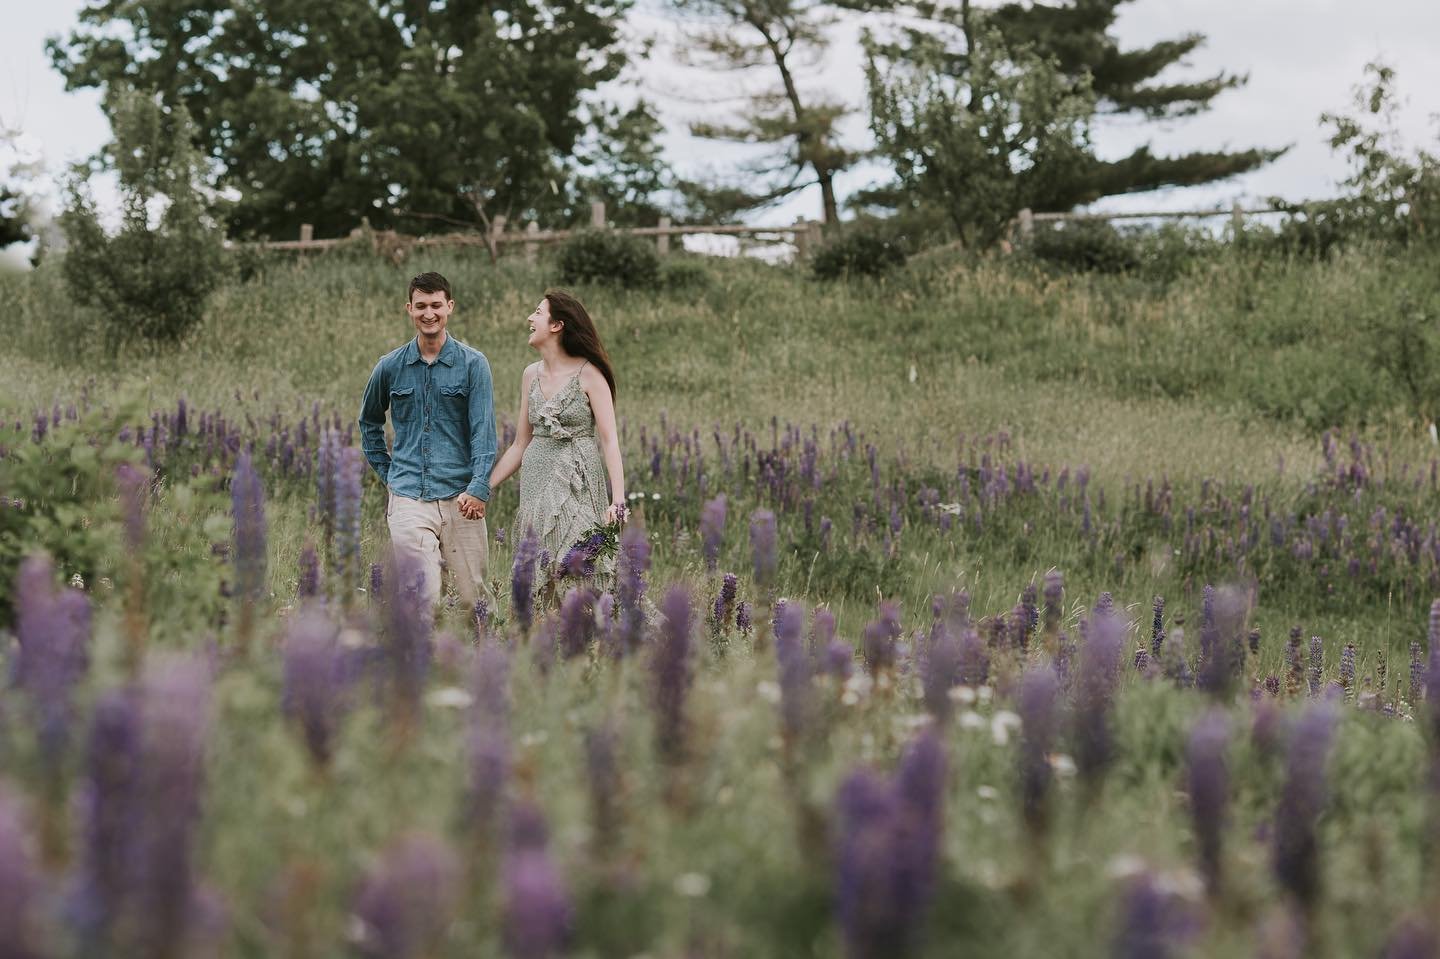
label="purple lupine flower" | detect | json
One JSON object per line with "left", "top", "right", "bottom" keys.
{"left": 1151, "top": 596, "right": 1166, "bottom": 658}
{"left": 130, "top": 656, "right": 216, "bottom": 956}
{"left": 467, "top": 643, "right": 511, "bottom": 843}
{"left": 834, "top": 769, "right": 905, "bottom": 959}
{"left": 353, "top": 833, "right": 460, "bottom": 959}
{"left": 775, "top": 599, "right": 811, "bottom": 745}
{"left": 1381, "top": 918, "right": 1439, "bottom": 959}
{"left": 316, "top": 429, "right": 339, "bottom": 547}
{"left": 895, "top": 725, "right": 946, "bottom": 904}
{"left": 11, "top": 554, "right": 91, "bottom": 766}
{"left": 1185, "top": 710, "right": 1230, "bottom": 896}
{"left": 281, "top": 606, "right": 349, "bottom": 769}
{"left": 1412, "top": 640, "right": 1425, "bottom": 704}
{"left": 834, "top": 737, "right": 944, "bottom": 959}
{"left": 652, "top": 587, "right": 695, "bottom": 767}
{"left": 1074, "top": 611, "right": 1126, "bottom": 789}
{"left": 616, "top": 524, "right": 651, "bottom": 653}
{"left": 370, "top": 563, "right": 385, "bottom": 602}
{"left": 1288, "top": 628, "right": 1306, "bottom": 697}
{"left": 736, "top": 601, "right": 753, "bottom": 636}
{"left": 297, "top": 545, "right": 320, "bottom": 599}
{"left": 231, "top": 452, "right": 268, "bottom": 624}
{"left": 1019, "top": 584, "right": 1038, "bottom": 650}
{"left": 1273, "top": 701, "right": 1338, "bottom": 912}
{"left": 511, "top": 526, "right": 541, "bottom": 636}
{"left": 861, "top": 602, "right": 902, "bottom": 676}
{"left": 1308, "top": 637, "right": 1324, "bottom": 698}
{"left": 1018, "top": 665, "right": 1061, "bottom": 835}
{"left": 826, "top": 640, "right": 855, "bottom": 682}
{"left": 1113, "top": 872, "right": 1198, "bottom": 959}
{"left": 334, "top": 447, "right": 365, "bottom": 594}
{"left": 383, "top": 551, "right": 433, "bottom": 724}
{"left": 711, "top": 572, "right": 738, "bottom": 636}
{"left": 1043, "top": 569, "right": 1064, "bottom": 633}
{"left": 1197, "top": 586, "right": 1246, "bottom": 698}
{"left": 922, "top": 626, "right": 960, "bottom": 721}
{"left": 558, "top": 533, "right": 605, "bottom": 581}
{"left": 749, "top": 508, "right": 778, "bottom": 589}
{"left": 503, "top": 803, "right": 573, "bottom": 958}
{"left": 557, "top": 587, "right": 597, "bottom": 659}
{"left": 115, "top": 461, "right": 149, "bottom": 550}
{"left": 811, "top": 607, "right": 837, "bottom": 660}
{"left": 1339, "top": 643, "right": 1356, "bottom": 697}
{"left": 0, "top": 787, "right": 47, "bottom": 959}
{"left": 584, "top": 723, "right": 622, "bottom": 857}
{"left": 69, "top": 689, "right": 141, "bottom": 946}
{"left": 700, "top": 494, "right": 727, "bottom": 572}
{"left": 957, "top": 626, "right": 989, "bottom": 688}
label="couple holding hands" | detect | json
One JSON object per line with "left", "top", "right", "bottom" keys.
{"left": 358, "top": 271, "right": 625, "bottom": 613}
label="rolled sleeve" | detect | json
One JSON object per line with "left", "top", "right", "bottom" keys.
{"left": 358, "top": 360, "right": 392, "bottom": 485}
{"left": 465, "top": 354, "right": 497, "bottom": 501}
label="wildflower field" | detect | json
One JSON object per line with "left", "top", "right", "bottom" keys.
{"left": 1, "top": 244, "right": 1439, "bottom": 957}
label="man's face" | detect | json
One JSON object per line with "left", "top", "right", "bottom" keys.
{"left": 407, "top": 288, "right": 453, "bottom": 340}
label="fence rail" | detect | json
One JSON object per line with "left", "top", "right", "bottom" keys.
{"left": 243, "top": 199, "right": 1312, "bottom": 261}
{"left": 246, "top": 200, "right": 828, "bottom": 262}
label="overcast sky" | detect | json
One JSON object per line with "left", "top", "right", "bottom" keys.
{"left": 4, "top": 0, "right": 1440, "bottom": 231}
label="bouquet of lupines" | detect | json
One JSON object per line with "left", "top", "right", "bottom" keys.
{"left": 553, "top": 506, "right": 630, "bottom": 585}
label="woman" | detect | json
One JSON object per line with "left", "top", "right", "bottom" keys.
{"left": 489, "top": 289, "right": 625, "bottom": 599}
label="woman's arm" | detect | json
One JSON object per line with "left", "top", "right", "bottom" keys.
{"left": 583, "top": 366, "right": 626, "bottom": 524}
{"left": 489, "top": 365, "right": 536, "bottom": 490}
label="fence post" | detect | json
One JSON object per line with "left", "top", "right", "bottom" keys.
{"left": 792, "top": 217, "right": 809, "bottom": 261}
{"left": 525, "top": 221, "right": 539, "bottom": 263}
{"left": 807, "top": 220, "right": 823, "bottom": 253}
{"left": 657, "top": 216, "right": 671, "bottom": 255}
{"left": 1018, "top": 208, "right": 1034, "bottom": 242}
{"left": 299, "top": 223, "right": 314, "bottom": 244}
{"left": 591, "top": 201, "right": 606, "bottom": 229}
{"left": 1231, "top": 201, "right": 1244, "bottom": 236}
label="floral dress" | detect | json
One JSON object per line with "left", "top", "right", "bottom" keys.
{"left": 513, "top": 364, "right": 612, "bottom": 597}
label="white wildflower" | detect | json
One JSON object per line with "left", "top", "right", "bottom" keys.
{"left": 426, "top": 687, "right": 473, "bottom": 709}
{"left": 674, "top": 873, "right": 712, "bottom": 897}
{"left": 756, "top": 680, "right": 782, "bottom": 704}
{"left": 948, "top": 685, "right": 977, "bottom": 704}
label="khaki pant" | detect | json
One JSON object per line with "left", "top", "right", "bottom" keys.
{"left": 386, "top": 491, "right": 493, "bottom": 611}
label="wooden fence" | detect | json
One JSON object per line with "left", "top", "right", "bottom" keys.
{"left": 245, "top": 199, "right": 1303, "bottom": 262}
{"left": 251, "top": 201, "right": 827, "bottom": 262}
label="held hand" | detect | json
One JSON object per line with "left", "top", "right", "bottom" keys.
{"left": 603, "top": 503, "right": 628, "bottom": 526}
{"left": 458, "top": 493, "right": 486, "bottom": 520}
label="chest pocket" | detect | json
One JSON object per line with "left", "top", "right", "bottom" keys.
{"left": 389, "top": 386, "right": 416, "bottom": 426}
{"left": 438, "top": 383, "right": 469, "bottom": 420}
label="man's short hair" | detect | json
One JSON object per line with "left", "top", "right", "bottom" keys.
{"left": 408, "top": 271, "right": 452, "bottom": 302}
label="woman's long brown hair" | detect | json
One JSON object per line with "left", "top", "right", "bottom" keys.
{"left": 545, "top": 289, "right": 617, "bottom": 398}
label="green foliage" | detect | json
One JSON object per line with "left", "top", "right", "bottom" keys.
{"left": 1026, "top": 220, "right": 1220, "bottom": 283}
{"left": 48, "top": 0, "right": 649, "bottom": 238}
{"left": 59, "top": 88, "right": 227, "bottom": 344}
{"left": 0, "top": 406, "right": 229, "bottom": 635}
{"left": 659, "top": 256, "right": 713, "bottom": 293}
{"left": 556, "top": 229, "right": 662, "bottom": 289}
{"left": 865, "top": 23, "right": 1095, "bottom": 247}
{"left": 670, "top": 0, "right": 864, "bottom": 224}
{"left": 811, "top": 228, "right": 908, "bottom": 281}
{"left": 865, "top": 0, "right": 1280, "bottom": 220}
{"left": 0, "top": 124, "right": 44, "bottom": 253}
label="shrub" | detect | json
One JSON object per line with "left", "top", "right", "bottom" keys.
{"left": 59, "top": 88, "right": 228, "bottom": 345}
{"left": 1026, "top": 220, "right": 1218, "bottom": 283}
{"left": 556, "top": 229, "right": 661, "bottom": 289}
{"left": 659, "top": 257, "right": 711, "bottom": 293}
{"left": 812, "top": 230, "right": 908, "bottom": 281}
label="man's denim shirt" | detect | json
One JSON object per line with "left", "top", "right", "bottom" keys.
{"left": 358, "top": 334, "right": 497, "bottom": 502}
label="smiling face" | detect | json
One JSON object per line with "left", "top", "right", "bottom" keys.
{"left": 526, "top": 298, "right": 562, "bottom": 350}
{"left": 407, "top": 288, "right": 454, "bottom": 342}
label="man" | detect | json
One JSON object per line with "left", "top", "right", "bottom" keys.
{"left": 359, "top": 271, "right": 497, "bottom": 610}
